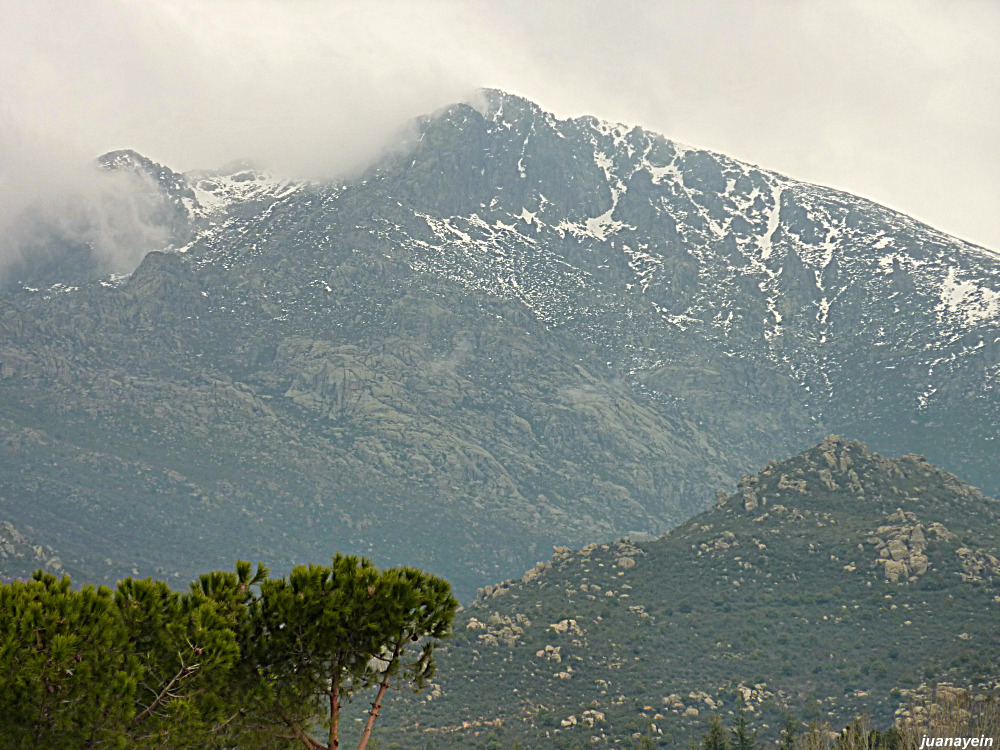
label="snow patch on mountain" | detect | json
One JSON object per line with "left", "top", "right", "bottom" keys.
{"left": 758, "top": 183, "right": 784, "bottom": 261}
{"left": 937, "top": 268, "right": 1000, "bottom": 326}
{"left": 79, "top": 91, "right": 999, "bottom": 436}
{"left": 186, "top": 169, "right": 303, "bottom": 219}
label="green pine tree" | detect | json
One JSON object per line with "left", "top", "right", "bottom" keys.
{"left": 0, "top": 571, "right": 139, "bottom": 749}
{"left": 115, "top": 561, "right": 268, "bottom": 747}
{"left": 730, "top": 696, "right": 757, "bottom": 750}
{"left": 778, "top": 714, "right": 798, "bottom": 750}
{"left": 701, "top": 714, "right": 728, "bottom": 750}
{"left": 0, "top": 556, "right": 455, "bottom": 750}
{"left": 244, "top": 553, "right": 458, "bottom": 750}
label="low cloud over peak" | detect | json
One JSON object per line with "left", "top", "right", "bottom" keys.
{"left": 1, "top": 0, "right": 997, "bottom": 254}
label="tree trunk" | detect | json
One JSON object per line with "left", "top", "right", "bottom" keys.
{"left": 328, "top": 668, "right": 341, "bottom": 750}
{"left": 355, "top": 638, "right": 403, "bottom": 750}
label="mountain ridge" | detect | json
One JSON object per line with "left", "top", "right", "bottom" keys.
{"left": 0, "top": 90, "right": 996, "bottom": 600}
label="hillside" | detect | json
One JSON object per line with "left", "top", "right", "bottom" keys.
{"left": 0, "top": 520, "right": 63, "bottom": 582}
{"left": 376, "top": 437, "right": 1000, "bottom": 748}
{"left": 1, "top": 91, "right": 998, "bottom": 596}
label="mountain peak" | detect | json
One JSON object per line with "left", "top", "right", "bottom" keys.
{"left": 469, "top": 88, "right": 545, "bottom": 123}
{"left": 97, "top": 148, "right": 159, "bottom": 173}
{"left": 375, "top": 438, "right": 1000, "bottom": 746}
{"left": 4, "top": 91, "right": 999, "bottom": 611}
{"left": 720, "top": 436, "right": 991, "bottom": 520}
{"left": 95, "top": 148, "right": 195, "bottom": 209}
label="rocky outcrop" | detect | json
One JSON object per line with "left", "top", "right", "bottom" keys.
{"left": 956, "top": 547, "right": 1000, "bottom": 582}
{"left": 698, "top": 529, "right": 738, "bottom": 553}
{"left": 865, "top": 509, "right": 940, "bottom": 581}
{"left": 561, "top": 709, "right": 605, "bottom": 727}
{"left": 536, "top": 644, "right": 561, "bottom": 662}
{"left": 549, "top": 618, "right": 585, "bottom": 636}
{"left": 467, "top": 611, "right": 532, "bottom": 648}
{"left": 778, "top": 474, "right": 807, "bottom": 492}
{"left": 522, "top": 560, "right": 552, "bottom": 583}
{"left": 0, "top": 521, "right": 63, "bottom": 579}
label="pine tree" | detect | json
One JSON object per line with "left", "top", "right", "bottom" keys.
{"left": 0, "top": 571, "right": 139, "bottom": 748}
{"left": 115, "top": 561, "right": 268, "bottom": 747}
{"left": 730, "top": 696, "right": 757, "bottom": 750}
{"left": 702, "top": 714, "right": 729, "bottom": 750}
{"left": 244, "top": 553, "right": 458, "bottom": 750}
{"left": 779, "top": 714, "right": 798, "bottom": 750}
{"left": 0, "top": 556, "right": 455, "bottom": 749}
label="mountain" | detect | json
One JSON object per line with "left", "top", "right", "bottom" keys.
{"left": 0, "top": 520, "right": 64, "bottom": 582}
{"left": 2, "top": 149, "right": 196, "bottom": 290}
{"left": 0, "top": 90, "right": 997, "bottom": 597}
{"left": 375, "top": 437, "right": 1000, "bottom": 748}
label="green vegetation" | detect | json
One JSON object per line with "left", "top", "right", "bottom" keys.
{"left": 0, "top": 556, "right": 457, "bottom": 749}
{"left": 372, "top": 438, "right": 1000, "bottom": 748}
{"left": 696, "top": 687, "right": 1000, "bottom": 750}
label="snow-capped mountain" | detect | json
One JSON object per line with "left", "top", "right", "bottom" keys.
{"left": 0, "top": 91, "right": 996, "bottom": 597}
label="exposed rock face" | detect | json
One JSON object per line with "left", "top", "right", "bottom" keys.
{"left": 778, "top": 474, "right": 807, "bottom": 492}
{"left": 522, "top": 560, "right": 552, "bottom": 583}
{"left": 470, "top": 611, "right": 532, "bottom": 648}
{"left": 549, "top": 618, "right": 585, "bottom": 636}
{"left": 560, "top": 709, "right": 604, "bottom": 727}
{"left": 956, "top": 547, "right": 1000, "bottom": 582}
{"left": 818, "top": 468, "right": 839, "bottom": 492}
{"left": 698, "top": 529, "right": 739, "bottom": 553}
{"left": 866, "top": 510, "right": 936, "bottom": 581}
{"left": 2, "top": 91, "right": 999, "bottom": 598}
{"left": 536, "top": 644, "right": 561, "bottom": 662}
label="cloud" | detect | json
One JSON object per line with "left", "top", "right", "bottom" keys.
{"left": 0, "top": 1, "right": 479, "bottom": 176}
{"left": 0, "top": 112, "right": 174, "bottom": 282}
{"left": 0, "top": 157, "right": 174, "bottom": 286}
{"left": 0, "top": 0, "right": 479, "bottom": 278}
{"left": 0, "top": 0, "right": 997, "bottom": 257}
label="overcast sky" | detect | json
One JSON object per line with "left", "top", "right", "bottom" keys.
{"left": 2, "top": 0, "right": 998, "bottom": 250}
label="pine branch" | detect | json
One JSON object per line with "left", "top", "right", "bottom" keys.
{"left": 278, "top": 706, "right": 324, "bottom": 750}
{"left": 132, "top": 661, "right": 200, "bottom": 724}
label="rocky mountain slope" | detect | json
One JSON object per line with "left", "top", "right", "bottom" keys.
{"left": 0, "top": 520, "right": 63, "bottom": 582}
{"left": 0, "top": 91, "right": 997, "bottom": 597}
{"left": 376, "top": 437, "right": 1000, "bottom": 748}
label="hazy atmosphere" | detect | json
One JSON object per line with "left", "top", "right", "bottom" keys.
{"left": 4, "top": 4, "right": 1000, "bottom": 745}
{"left": 2, "top": 0, "right": 998, "bottom": 253}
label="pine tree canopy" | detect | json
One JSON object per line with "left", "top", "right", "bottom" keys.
{"left": 0, "top": 557, "right": 458, "bottom": 750}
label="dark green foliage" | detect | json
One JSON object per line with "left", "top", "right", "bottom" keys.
{"left": 701, "top": 714, "right": 727, "bottom": 750}
{"left": 778, "top": 715, "right": 798, "bottom": 750}
{"left": 0, "top": 571, "right": 139, "bottom": 749}
{"left": 116, "top": 561, "right": 267, "bottom": 747}
{"left": 730, "top": 698, "right": 757, "bottom": 750}
{"left": 0, "top": 557, "right": 457, "bottom": 750}
{"left": 248, "top": 554, "right": 458, "bottom": 749}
